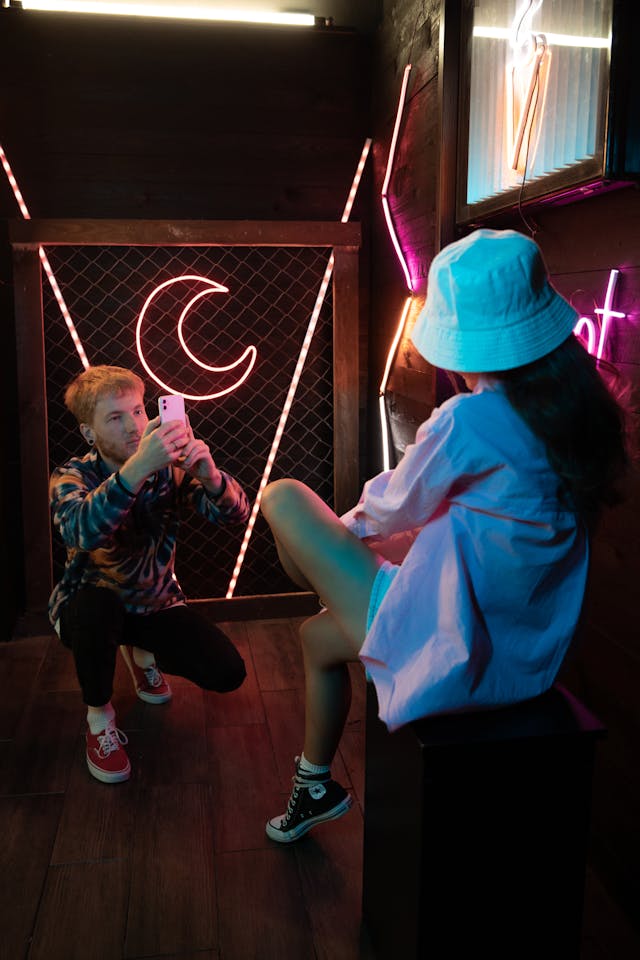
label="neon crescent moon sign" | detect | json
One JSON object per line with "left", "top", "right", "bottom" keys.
{"left": 135, "top": 274, "right": 258, "bottom": 400}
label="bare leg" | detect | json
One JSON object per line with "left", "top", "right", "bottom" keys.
{"left": 261, "top": 478, "right": 383, "bottom": 648}
{"left": 300, "top": 610, "right": 352, "bottom": 765}
{"left": 261, "top": 478, "right": 383, "bottom": 765}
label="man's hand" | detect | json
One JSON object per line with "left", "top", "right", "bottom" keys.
{"left": 177, "top": 417, "right": 225, "bottom": 495}
{"left": 118, "top": 416, "right": 190, "bottom": 493}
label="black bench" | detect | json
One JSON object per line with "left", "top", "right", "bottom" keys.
{"left": 362, "top": 683, "right": 605, "bottom": 959}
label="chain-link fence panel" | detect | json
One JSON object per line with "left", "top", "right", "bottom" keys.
{"left": 43, "top": 244, "right": 334, "bottom": 600}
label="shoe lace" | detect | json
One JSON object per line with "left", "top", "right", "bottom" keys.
{"left": 97, "top": 725, "right": 128, "bottom": 759}
{"left": 281, "top": 775, "right": 305, "bottom": 827}
{"left": 143, "top": 664, "right": 163, "bottom": 688}
{"left": 280, "top": 758, "right": 329, "bottom": 827}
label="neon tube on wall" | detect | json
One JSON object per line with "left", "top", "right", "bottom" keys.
{"left": 226, "top": 137, "right": 373, "bottom": 598}
{"left": 573, "top": 269, "right": 625, "bottom": 362}
{"left": 379, "top": 64, "right": 414, "bottom": 472}
{"left": 0, "top": 142, "right": 90, "bottom": 369}
{"left": 381, "top": 64, "right": 414, "bottom": 294}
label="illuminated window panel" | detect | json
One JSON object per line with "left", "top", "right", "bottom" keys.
{"left": 456, "top": 0, "right": 639, "bottom": 223}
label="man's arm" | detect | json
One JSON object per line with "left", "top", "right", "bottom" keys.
{"left": 169, "top": 416, "right": 250, "bottom": 525}
{"left": 50, "top": 460, "right": 138, "bottom": 551}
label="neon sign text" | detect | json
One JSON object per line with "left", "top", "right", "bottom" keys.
{"left": 573, "top": 269, "right": 625, "bottom": 361}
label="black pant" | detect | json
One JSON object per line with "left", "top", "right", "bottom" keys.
{"left": 59, "top": 586, "right": 246, "bottom": 706}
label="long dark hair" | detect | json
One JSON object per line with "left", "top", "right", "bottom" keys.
{"left": 494, "top": 335, "right": 629, "bottom": 520}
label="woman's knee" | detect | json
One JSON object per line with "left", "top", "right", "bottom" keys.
{"left": 299, "top": 612, "right": 358, "bottom": 668}
{"left": 260, "top": 478, "right": 308, "bottom": 524}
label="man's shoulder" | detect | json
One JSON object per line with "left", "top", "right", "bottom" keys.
{"left": 51, "top": 450, "right": 103, "bottom": 485}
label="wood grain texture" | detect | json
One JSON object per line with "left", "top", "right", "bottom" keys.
{"left": 0, "top": 795, "right": 64, "bottom": 960}
{"left": 9, "top": 219, "right": 362, "bottom": 249}
{"left": 0, "top": 616, "right": 636, "bottom": 958}
{"left": 207, "top": 722, "right": 283, "bottom": 853}
{"left": 216, "top": 848, "right": 315, "bottom": 960}
{"left": 204, "top": 621, "right": 266, "bottom": 728}
{"left": 294, "top": 808, "right": 369, "bottom": 960}
{"left": 1, "top": 690, "right": 83, "bottom": 796}
{"left": 0, "top": 634, "right": 49, "bottom": 738}
{"left": 245, "top": 617, "right": 306, "bottom": 692}
{"left": 28, "top": 859, "right": 130, "bottom": 960}
{"left": 125, "top": 784, "right": 216, "bottom": 957}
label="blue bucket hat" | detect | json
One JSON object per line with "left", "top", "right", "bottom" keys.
{"left": 410, "top": 229, "right": 577, "bottom": 372}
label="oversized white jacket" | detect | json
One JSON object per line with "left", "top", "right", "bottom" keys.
{"left": 341, "top": 379, "right": 588, "bottom": 731}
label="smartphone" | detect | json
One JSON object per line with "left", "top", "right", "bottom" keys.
{"left": 158, "top": 394, "right": 186, "bottom": 425}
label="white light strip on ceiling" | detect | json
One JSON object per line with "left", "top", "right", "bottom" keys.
{"left": 19, "top": 2, "right": 316, "bottom": 27}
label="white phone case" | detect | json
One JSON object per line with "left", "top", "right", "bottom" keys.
{"left": 158, "top": 394, "right": 186, "bottom": 424}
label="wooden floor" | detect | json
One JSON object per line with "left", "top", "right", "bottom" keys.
{"left": 1, "top": 616, "right": 639, "bottom": 960}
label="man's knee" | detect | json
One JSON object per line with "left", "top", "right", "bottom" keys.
{"left": 201, "top": 654, "right": 247, "bottom": 693}
{"left": 59, "top": 586, "right": 124, "bottom": 649}
{"left": 197, "top": 624, "right": 247, "bottom": 693}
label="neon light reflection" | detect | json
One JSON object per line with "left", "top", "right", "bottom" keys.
{"left": 226, "top": 137, "right": 373, "bottom": 598}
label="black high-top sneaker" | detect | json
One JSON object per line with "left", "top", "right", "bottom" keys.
{"left": 266, "top": 757, "right": 353, "bottom": 843}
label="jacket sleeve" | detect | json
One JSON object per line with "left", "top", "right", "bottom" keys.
{"left": 180, "top": 470, "right": 251, "bottom": 526}
{"left": 340, "top": 404, "right": 461, "bottom": 539}
{"left": 50, "top": 464, "right": 137, "bottom": 551}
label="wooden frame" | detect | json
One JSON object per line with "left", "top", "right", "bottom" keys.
{"left": 10, "top": 219, "right": 361, "bottom": 619}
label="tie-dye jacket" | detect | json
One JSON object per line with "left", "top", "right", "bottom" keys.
{"left": 48, "top": 449, "right": 250, "bottom": 624}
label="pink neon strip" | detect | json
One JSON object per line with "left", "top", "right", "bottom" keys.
{"left": 135, "top": 274, "right": 257, "bottom": 400}
{"left": 39, "top": 248, "right": 91, "bottom": 368}
{"left": 0, "top": 144, "right": 31, "bottom": 219}
{"left": 0, "top": 142, "right": 90, "bottom": 369}
{"left": 381, "top": 64, "right": 413, "bottom": 293}
{"left": 226, "top": 138, "right": 373, "bottom": 599}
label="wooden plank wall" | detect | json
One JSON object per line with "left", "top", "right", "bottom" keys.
{"left": 532, "top": 187, "right": 640, "bottom": 926}
{"left": 0, "top": 8, "right": 372, "bottom": 638}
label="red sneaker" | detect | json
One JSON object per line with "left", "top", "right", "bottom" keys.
{"left": 120, "top": 646, "right": 172, "bottom": 704}
{"left": 86, "top": 723, "right": 131, "bottom": 784}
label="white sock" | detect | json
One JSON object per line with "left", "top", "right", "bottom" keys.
{"left": 132, "top": 646, "right": 155, "bottom": 669}
{"left": 87, "top": 702, "right": 116, "bottom": 735}
{"left": 299, "top": 752, "right": 330, "bottom": 777}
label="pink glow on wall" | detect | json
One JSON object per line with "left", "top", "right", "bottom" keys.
{"left": 0, "top": 142, "right": 90, "bottom": 369}
{"left": 135, "top": 274, "right": 257, "bottom": 400}
{"left": 226, "top": 137, "right": 373, "bottom": 598}
{"left": 573, "top": 269, "right": 625, "bottom": 361}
